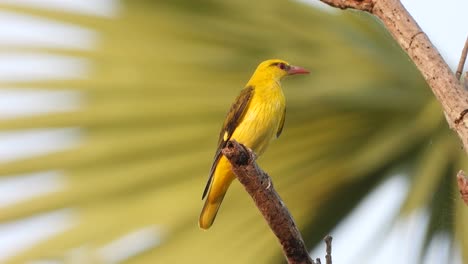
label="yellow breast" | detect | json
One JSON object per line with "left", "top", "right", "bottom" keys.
{"left": 231, "top": 82, "right": 285, "bottom": 155}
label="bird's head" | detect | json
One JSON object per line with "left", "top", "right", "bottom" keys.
{"left": 251, "top": 59, "right": 309, "bottom": 82}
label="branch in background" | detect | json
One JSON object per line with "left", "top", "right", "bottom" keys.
{"left": 457, "top": 170, "right": 468, "bottom": 206}
{"left": 325, "top": 235, "right": 332, "bottom": 264}
{"left": 222, "top": 140, "right": 332, "bottom": 264}
{"left": 454, "top": 26, "right": 468, "bottom": 194}
{"left": 317, "top": 0, "right": 468, "bottom": 154}
{"left": 318, "top": 0, "right": 373, "bottom": 11}
{"left": 456, "top": 37, "right": 468, "bottom": 80}
{"left": 465, "top": 74, "right": 468, "bottom": 90}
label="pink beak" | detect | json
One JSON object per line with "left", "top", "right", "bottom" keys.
{"left": 287, "top": 65, "right": 309, "bottom": 75}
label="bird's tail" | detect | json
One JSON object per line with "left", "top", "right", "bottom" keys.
{"left": 199, "top": 190, "right": 227, "bottom": 230}
{"left": 199, "top": 156, "right": 235, "bottom": 229}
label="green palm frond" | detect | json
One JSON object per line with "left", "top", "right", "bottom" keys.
{"left": 0, "top": 0, "right": 466, "bottom": 263}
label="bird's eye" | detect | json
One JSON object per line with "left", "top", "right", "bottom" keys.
{"left": 278, "top": 63, "right": 286, "bottom": 70}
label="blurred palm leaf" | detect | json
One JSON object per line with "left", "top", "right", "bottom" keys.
{"left": 0, "top": 0, "right": 467, "bottom": 263}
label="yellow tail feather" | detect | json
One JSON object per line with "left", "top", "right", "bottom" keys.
{"left": 199, "top": 156, "right": 235, "bottom": 229}
{"left": 199, "top": 192, "right": 226, "bottom": 229}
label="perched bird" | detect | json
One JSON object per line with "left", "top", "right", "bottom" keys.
{"left": 199, "top": 59, "right": 309, "bottom": 229}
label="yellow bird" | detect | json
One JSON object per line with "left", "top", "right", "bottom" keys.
{"left": 199, "top": 59, "right": 309, "bottom": 229}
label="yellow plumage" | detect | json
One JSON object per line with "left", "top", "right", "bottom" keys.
{"left": 199, "top": 59, "right": 309, "bottom": 229}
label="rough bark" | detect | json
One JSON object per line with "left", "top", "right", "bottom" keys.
{"left": 457, "top": 170, "right": 468, "bottom": 205}
{"left": 222, "top": 140, "right": 314, "bottom": 264}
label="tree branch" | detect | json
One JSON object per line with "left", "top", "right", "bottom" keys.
{"left": 324, "top": 235, "right": 332, "bottom": 264}
{"left": 465, "top": 74, "right": 468, "bottom": 90}
{"left": 456, "top": 37, "right": 468, "bottom": 80}
{"left": 222, "top": 140, "right": 318, "bottom": 264}
{"left": 457, "top": 170, "right": 468, "bottom": 206}
{"left": 317, "top": 0, "right": 468, "bottom": 153}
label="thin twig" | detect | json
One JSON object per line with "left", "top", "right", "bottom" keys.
{"left": 456, "top": 36, "right": 468, "bottom": 80}
{"left": 457, "top": 170, "right": 468, "bottom": 205}
{"left": 222, "top": 140, "right": 314, "bottom": 264}
{"left": 325, "top": 235, "right": 332, "bottom": 264}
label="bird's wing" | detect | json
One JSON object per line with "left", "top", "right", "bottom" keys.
{"left": 276, "top": 107, "right": 286, "bottom": 138}
{"left": 202, "top": 86, "right": 254, "bottom": 199}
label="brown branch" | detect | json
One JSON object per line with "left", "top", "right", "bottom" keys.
{"left": 457, "top": 170, "right": 468, "bottom": 205}
{"left": 456, "top": 37, "right": 468, "bottom": 80}
{"left": 222, "top": 140, "right": 315, "bottom": 264}
{"left": 317, "top": 0, "right": 468, "bottom": 154}
{"left": 325, "top": 235, "right": 332, "bottom": 264}
{"left": 318, "top": 0, "right": 373, "bottom": 11}
{"left": 465, "top": 74, "right": 468, "bottom": 90}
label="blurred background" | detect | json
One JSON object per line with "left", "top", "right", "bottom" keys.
{"left": 0, "top": 0, "right": 467, "bottom": 263}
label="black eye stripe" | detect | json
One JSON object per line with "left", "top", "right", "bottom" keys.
{"left": 279, "top": 63, "right": 290, "bottom": 71}
{"left": 270, "top": 62, "right": 289, "bottom": 71}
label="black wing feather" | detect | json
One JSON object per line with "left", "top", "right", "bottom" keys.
{"left": 202, "top": 86, "right": 254, "bottom": 199}
{"left": 276, "top": 107, "right": 286, "bottom": 138}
